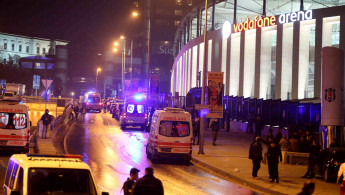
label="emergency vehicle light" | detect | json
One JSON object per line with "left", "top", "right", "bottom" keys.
{"left": 26, "top": 154, "right": 82, "bottom": 159}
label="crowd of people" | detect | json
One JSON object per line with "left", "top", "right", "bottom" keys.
{"left": 68, "top": 101, "right": 86, "bottom": 122}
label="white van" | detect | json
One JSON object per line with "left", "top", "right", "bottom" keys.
{"left": 0, "top": 101, "right": 30, "bottom": 153}
{"left": 146, "top": 107, "right": 193, "bottom": 163}
{"left": 3, "top": 154, "right": 109, "bottom": 195}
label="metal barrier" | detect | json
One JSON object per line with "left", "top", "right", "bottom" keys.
{"left": 50, "top": 99, "right": 73, "bottom": 131}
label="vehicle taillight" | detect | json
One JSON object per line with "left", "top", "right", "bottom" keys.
{"left": 86, "top": 103, "right": 89, "bottom": 105}
{"left": 99, "top": 103, "right": 102, "bottom": 106}
{"left": 331, "top": 161, "right": 339, "bottom": 165}
{"left": 145, "top": 114, "right": 148, "bottom": 119}
{"left": 123, "top": 113, "right": 127, "bottom": 119}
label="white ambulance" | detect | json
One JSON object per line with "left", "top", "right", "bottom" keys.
{"left": 3, "top": 154, "right": 109, "bottom": 195}
{"left": 0, "top": 101, "right": 30, "bottom": 153}
{"left": 146, "top": 107, "right": 193, "bottom": 163}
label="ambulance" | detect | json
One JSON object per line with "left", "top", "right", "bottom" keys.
{"left": 146, "top": 107, "right": 193, "bottom": 163}
{"left": 0, "top": 101, "right": 30, "bottom": 153}
{"left": 3, "top": 154, "right": 109, "bottom": 195}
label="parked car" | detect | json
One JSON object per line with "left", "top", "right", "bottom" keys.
{"left": 318, "top": 147, "right": 345, "bottom": 182}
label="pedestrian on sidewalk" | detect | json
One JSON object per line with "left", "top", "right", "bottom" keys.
{"left": 249, "top": 137, "right": 263, "bottom": 178}
{"left": 192, "top": 117, "right": 200, "bottom": 145}
{"left": 276, "top": 128, "right": 283, "bottom": 143}
{"left": 337, "top": 160, "right": 345, "bottom": 195}
{"left": 133, "top": 167, "right": 164, "bottom": 195}
{"left": 74, "top": 103, "right": 80, "bottom": 121}
{"left": 80, "top": 106, "right": 86, "bottom": 122}
{"left": 40, "top": 109, "right": 52, "bottom": 139}
{"left": 69, "top": 104, "right": 75, "bottom": 120}
{"left": 267, "top": 140, "right": 282, "bottom": 183}
{"left": 246, "top": 112, "right": 254, "bottom": 133}
{"left": 279, "top": 134, "right": 290, "bottom": 163}
{"left": 303, "top": 140, "right": 320, "bottom": 179}
{"left": 122, "top": 168, "right": 140, "bottom": 195}
{"left": 210, "top": 118, "right": 220, "bottom": 146}
{"left": 254, "top": 116, "right": 263, "bottom": 138}
{"left": 297, "top": 181, "right": 315, "bottom": 195}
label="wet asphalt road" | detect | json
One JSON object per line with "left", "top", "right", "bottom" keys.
{"left": 65, "top": 112, "right": 259, "bottom": 195}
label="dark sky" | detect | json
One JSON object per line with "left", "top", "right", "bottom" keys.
{"left": 0, "top": 0, "right": 133, "bottom": 51}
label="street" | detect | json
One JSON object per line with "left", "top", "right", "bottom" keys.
{"left": 65, "top": 112, "right": 259, "bottom": 195}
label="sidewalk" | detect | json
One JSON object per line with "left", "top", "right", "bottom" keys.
{"left": 35, "top": 125, "right": 64, "bottom": 154}
{"left": 191, "top": 129, "right": 339, "bottom": 195}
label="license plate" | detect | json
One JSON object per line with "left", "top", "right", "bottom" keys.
{"left": 8, "top": 141, "right": 24, "bottom": 146}
{"left": 127, "top": 120, "right": 134, "bottom": 123}
{"left": 0, "top": 140, "right": 7, "bottom": 146}
{"left": 173, "top": 148, "right": 189, "bottom": 153}
{"left": 160, "top": 148, "right": 172, "bottom": 152}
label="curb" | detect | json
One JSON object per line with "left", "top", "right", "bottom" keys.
{"left": 191, "top": 156, "right": 287, "bottom": 195}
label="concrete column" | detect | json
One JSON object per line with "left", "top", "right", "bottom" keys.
{"left": 212, "top": 34, "right": 222, "bottom": 72}
{"left": 225, "top": 35, "right": 231, "bottom": 96}
{"left": 239, "top": 31, "right": 245, "bottom": 97}
{"left": 254, "top": 28, "right": 261, "bottom": 98}
{"left": 275, "top": 23, "right": 283, "bottom": 100}
{"left": 292, "top": 21, "right": 300, "bottom": 100}
{"left": 314, "top": 18, "right": 322, "bottom": 99}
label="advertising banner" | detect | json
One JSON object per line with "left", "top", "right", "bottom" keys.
{"left": 207, "top": 72, "right": 224, "bottom": 118}
{"left": 321, "top": 47, "right": 344, "bottom": 126}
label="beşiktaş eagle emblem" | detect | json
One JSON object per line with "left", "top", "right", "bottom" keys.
{"left": 325, "top": 88, "right": 336, "bottom": 102}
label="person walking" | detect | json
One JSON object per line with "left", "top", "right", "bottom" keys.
{"left": 133, "top": 167, "right": 164, "bottom": 195}
{"left": 73, "top": 103, "right": 80, "bottom": 121}
{"left": 297, "top": 181, "right": 315, "bottom": 195}
{"left": 122, "top": 168, "right": 140, "bottom": 195}
{"left": 69, "top": 104, "right": 75, "bottom": 120}
{"left": 275, "top": 128, "right": 283, "bottom": 143}
{"left": 40, "top": 109, "right": 52, "bottom": 139}
{"left": 249, "top": 137, "right": 263, "bottom": 178}
{"left": 210, "top": 118, "right": 220, "bottom": 146}
{"left": 254, "top": 116, "right": 263, "bottom": 138}
{"left": 303, "top": 140, "right": 320, "bottom": 179}
{"left": 246, "top": 112, "right": 254, "bottom": 133}
{"left": 337, "top": 160, "right": 345, "bottom": 195}
{"left": 80, "top": 106, "right": 86, "bottom": 122}
{"left": 192, "top": 117, "right": 200, "bottom": 145}
{"left": 279, "top": 134, "right": 290, "bottom": 163}
{"left": 267, "top": 141, "right": 282, "bottom": 183}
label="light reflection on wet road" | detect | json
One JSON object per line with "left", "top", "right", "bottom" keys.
{"left": 65, "top": 112, "right": 259, "bottom": 195}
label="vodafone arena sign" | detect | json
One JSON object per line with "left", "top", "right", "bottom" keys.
{"left": 226, "top": 10, "right": 313, "bottom": 33}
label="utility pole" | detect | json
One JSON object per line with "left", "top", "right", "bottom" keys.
{"left": 199, "top": 0, "right": 209, "bottom": 155}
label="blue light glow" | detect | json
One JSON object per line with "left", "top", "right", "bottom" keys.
{"left": 199, "top": 109, "right": 210, "bottom": 117}
{"left": 133, "top": 93, "right": 144, "bottom": 102}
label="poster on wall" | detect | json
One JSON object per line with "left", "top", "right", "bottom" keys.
{"left": 207, "top": 72, "right": 224, "bottom": 118}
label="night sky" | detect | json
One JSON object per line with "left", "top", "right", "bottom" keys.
{"left": 0, "top": 0, "right": 133, "bottom": 50}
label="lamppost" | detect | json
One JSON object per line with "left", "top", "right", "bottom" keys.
{"left": 96, "top": 68, "right": 101, "bottom": 92}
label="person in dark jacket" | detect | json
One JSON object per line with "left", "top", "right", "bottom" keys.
{"left": 192, "top": 117, "right": 200, "bottom": 145}
{"left": 249, "top": 137, "right": 263, "bottom": 178}
{"left": 267, "top": 141, "right": 282, "bottom": 183}
{"left": 133, "top": 167, "right": 164, "bottom": 195}
{"left": 210, "top": 119, "right": 220, "bottom": 146}
{"left": 297, "top": 181, "right": 315, "bottom": 195}
{"left": 246, "top": 113, "right": 254, "bottom": 133}
{"left": 254, "top": 116, "right": 263, "bottom": 138}
{"left": 73, "top": 104, "right": 80, "bottom": 121}
{"left": 275, "top": 128, "right": 283, "bottom": 143}
{"left": 40, "top": 109, "right": 52, "bottom": 139}
{"left": 303, "top": 140, "right": 321, "bottom": 179}
{"left": 122, "top": 168, "right": 140, "bottom": 195}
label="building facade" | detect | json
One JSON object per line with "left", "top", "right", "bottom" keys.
{"left": 0, "top": 32, "right": 68, "bottom": 96}
{"left": 171, "top": 1, "right": 345, "bottom": 102}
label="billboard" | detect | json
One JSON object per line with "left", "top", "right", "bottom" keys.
{"left": 207, "top": 72, "right": 224, "bottom": 118}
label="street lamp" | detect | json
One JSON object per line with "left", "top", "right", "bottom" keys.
{"left": 132, "top": 11, "right": 139, "bottom": 17}
{"left": 96, "top": 68, "right": 101, "bottom": 92}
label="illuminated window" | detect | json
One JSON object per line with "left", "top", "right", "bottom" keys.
{"left": 187, "top": 0, "right": 192, "bottom": 6}
{"left": 175, "top": 0, "right": 182, "bottom": 5}
{"left": 174, "top": 20, "right": 180, "bottom": 26}
{"left": 11, "top": 44, "right": 15, "bottom": 51}
{"left": 19, "top": 45, "right": 22, "bottom": 52}
{"left": 3, "top": 43, "right": 7, "bottom": 50}
{"left": 37, "top": 47, "right": 40, "bottom": 54}
{"left": 26, "top": 46, "right": 29, "bottom": 53}
{"left": 175, "top": 10, "right": 182, "bottom": 16}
